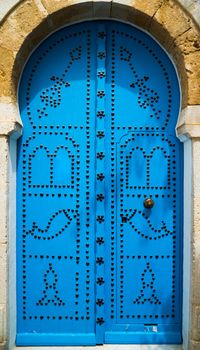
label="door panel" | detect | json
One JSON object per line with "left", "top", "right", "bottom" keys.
{"left": 104, "top": 23, "right": 182, "bottom": 343}
{"left": 117, "top": 134, "right": 180, "bottom": 323}
{"left": 17, "top": 21, "right": 182, "bottom": 345}
{"left": 17, "top": 24, "right": 97, "bottom": 345}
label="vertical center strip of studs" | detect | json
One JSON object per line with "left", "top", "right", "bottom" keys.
{"left": 95, "top": 24, "right": 106, "bottom": 343}
{"left": 110, "top": 28, "right": 116, "bottom": 321}
{"left": 85, "top": 29, "right": 92, "bottom": 321}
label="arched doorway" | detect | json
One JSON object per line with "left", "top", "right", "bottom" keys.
{"left": 17, "top": 20, "right": 182, "bottom": 345}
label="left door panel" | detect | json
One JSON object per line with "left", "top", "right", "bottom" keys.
{"left": 17, "top": 23, "right": 97, "bottom": 345}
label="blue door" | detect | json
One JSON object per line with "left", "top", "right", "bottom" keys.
{"left": 17, "top": 21, "right": 182, "bottom": 345}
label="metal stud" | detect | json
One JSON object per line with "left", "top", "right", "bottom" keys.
{"left": 96, "top": 317, "right": 105, "bottom": 325}
{"left": 96, "top": 298, "right": 104, "bottom": 306}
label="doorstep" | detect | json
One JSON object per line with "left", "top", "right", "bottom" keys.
{"left": 13, "top": 344, "right": 183, "bottom": 350}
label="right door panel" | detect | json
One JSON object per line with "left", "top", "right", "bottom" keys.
{"left": 104, "top": 22, "right": 182, "bottom": 344}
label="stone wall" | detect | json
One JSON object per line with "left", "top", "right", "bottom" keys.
{"left": 0, "top": 1, "right": 200, "bottom": 350}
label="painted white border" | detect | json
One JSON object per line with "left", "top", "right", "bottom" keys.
{"left": 181, "top": 139, "right": 192, "bottom": 350}
{"left": 8, "top": 136, "right": 18, "bottom": 350}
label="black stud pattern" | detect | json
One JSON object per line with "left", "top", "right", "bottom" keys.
{"left": 97, "top": 111, "right": 105, "bottom": 119}
{"left": 97, "top": 90, "right": 106, "bottom": 98}
{"left": 18, "top": 28, "right": 93, "bottom": 323}
{"left": 97, "top": 173, "right": 105, "bottom": 181}
{"left": 95, "top": 25, "right": 106, "bottom": 340}
{"left": 96, "top": 317, "right": 105, "bottom": 325}
{"left": 25, "top": 36, "right": 83, "bottom": 127}
{"left": 118, "top": 132, "right": 177, "bottom": 319}
{"left": 120, "top": 46, "right": 132, "bottom": 62}
{"left": 97, "top": 71, "right": 106, "bottom": 79}
{"left": 109, "top": 29, "right": 116, "bottom": 320}
{"left": 97, "top": 152, "right": 105, "bottom": 160}
{"left": 96, "top": 299, "right": 104, "bottom": 306}
{"left": 130, "top": 77, "right": 161, "bottom": 119}
{"left": 97, "top": 131, "right": 105, "bottom": 139}
{"left": 96, "top": 216, "right": 105, "bottom": 224}
{"left": 37, "top": 46, "right": 81, "bottom": 119}
{"left": 125, "top": 144, "right": 171, "bottom": 189}
{"left": 133, "top": 262, "right": 161, "bottom": 305}
{"left": 85, "top": 28, "right": 92, "bottom": 321}
{"left": 36, "top": 263, "right": 65, "bottom": 306}
{"left": 96, "top": 237, "right": 104, "bottom": 245}
{"left": 28, "top": 143, "right": 76, "bottom": 188}
{"left": 18, "top": 22, "right": 181, "bottom": 336}
{"left": 39, "top": 78, "right": 70, "bottom": 117}
{"left": 96, "top": 257, "right": 104, "bottom": 265}
{"left": 98, "top": 32, "right": 106, "bottom": 39}
{"left": 26, "top": 209, "right": 73, "bottom": 240}
{"left": 109, "top": 28, "right": 180, "bottom": 324}
{"left": 118, "top": 31, "right": 173, "bottom": 129}
{"left": 121, "top": 216, "right": 128, "bottom": 223}
{"left": 97, "top": 277, "right": 104, "bottom": 285}
{"left": 97, "top": 51, "right": 106, "bottom": 59}
{"left": 96, "top": 194, "right": 105, "bottom": 201}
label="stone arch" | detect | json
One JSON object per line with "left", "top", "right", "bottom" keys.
{"left": 0, "top": 0, "right": 199, "bottom": 109}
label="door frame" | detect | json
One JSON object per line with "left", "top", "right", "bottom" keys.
{"left": 0, "top": 1, "right": 200, "bottom": 350}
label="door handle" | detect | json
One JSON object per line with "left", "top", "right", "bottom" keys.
{"left": 144, "top": 198, "right": 154, "bottom": 209}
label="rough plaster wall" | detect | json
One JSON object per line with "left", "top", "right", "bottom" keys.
{"left": 0, "top": 1, "right": 199, "bottom": 350}
{"left": 0, "top": 0, "right": 200, "bottom": 24}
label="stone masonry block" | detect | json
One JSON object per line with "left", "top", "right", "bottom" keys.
{"left": 185, "top": 51, "right": 200, "bottom": 105}
{"left": 173, "top": 26, "right": 200, "bottom": 56}
{"left": 12, "top": 1, "right": 45, "bottom": 38}
{"left": 0, "top": 0, "right": 47, "bottom": 53}
{"left": 0, "top": 344, "right": 6, "bottom": 350}
{"left": 0, "top": 19, "right": 24, "bottom": 54}
{"left": 190, "top": 340, "right": 200, "bottom": 350}
{"left": 0, "top": 47, "right": 15, "bottom": 99}
{"left": 41, "top": 0, "right": 81, "bottom": 14}
{"left": 0, "top": 244, "right": 8, "bottom": 303}
{"left": 150, "top": 0, "right": 192, "bottom": 50}
{"left": 193, "top": 141, "right": 200, "bottom": 197}
{"left": 0, "top": 193, "right": 8, "bottom": 244}
{"left": 111, "top": 1, "right": 151, "bottom": 29}
{"left": 0, "top": 102, "right": 21, "bottom": 125}
{"left": 191, "top": 253, "right": 200, "bottom": 303}
{"left": 170, "top": 25, "right": 200, "bottom": 106}
{"left": 45, "top": 2, "right": 93, "bottom": 28}
{"left": 192, "top": 305, "right": 200, "bottom": 341}
{"left": 0, "top": 137, "right": 8, "bottom": 184}
{"left": 191, "top": 196, "right": 200, "bottom": 304}
{"left": 130, "top": 0, "right": 164, "bottom": 17}
{"left": 0, "top": 305, "right": 6, "bottom": 343}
